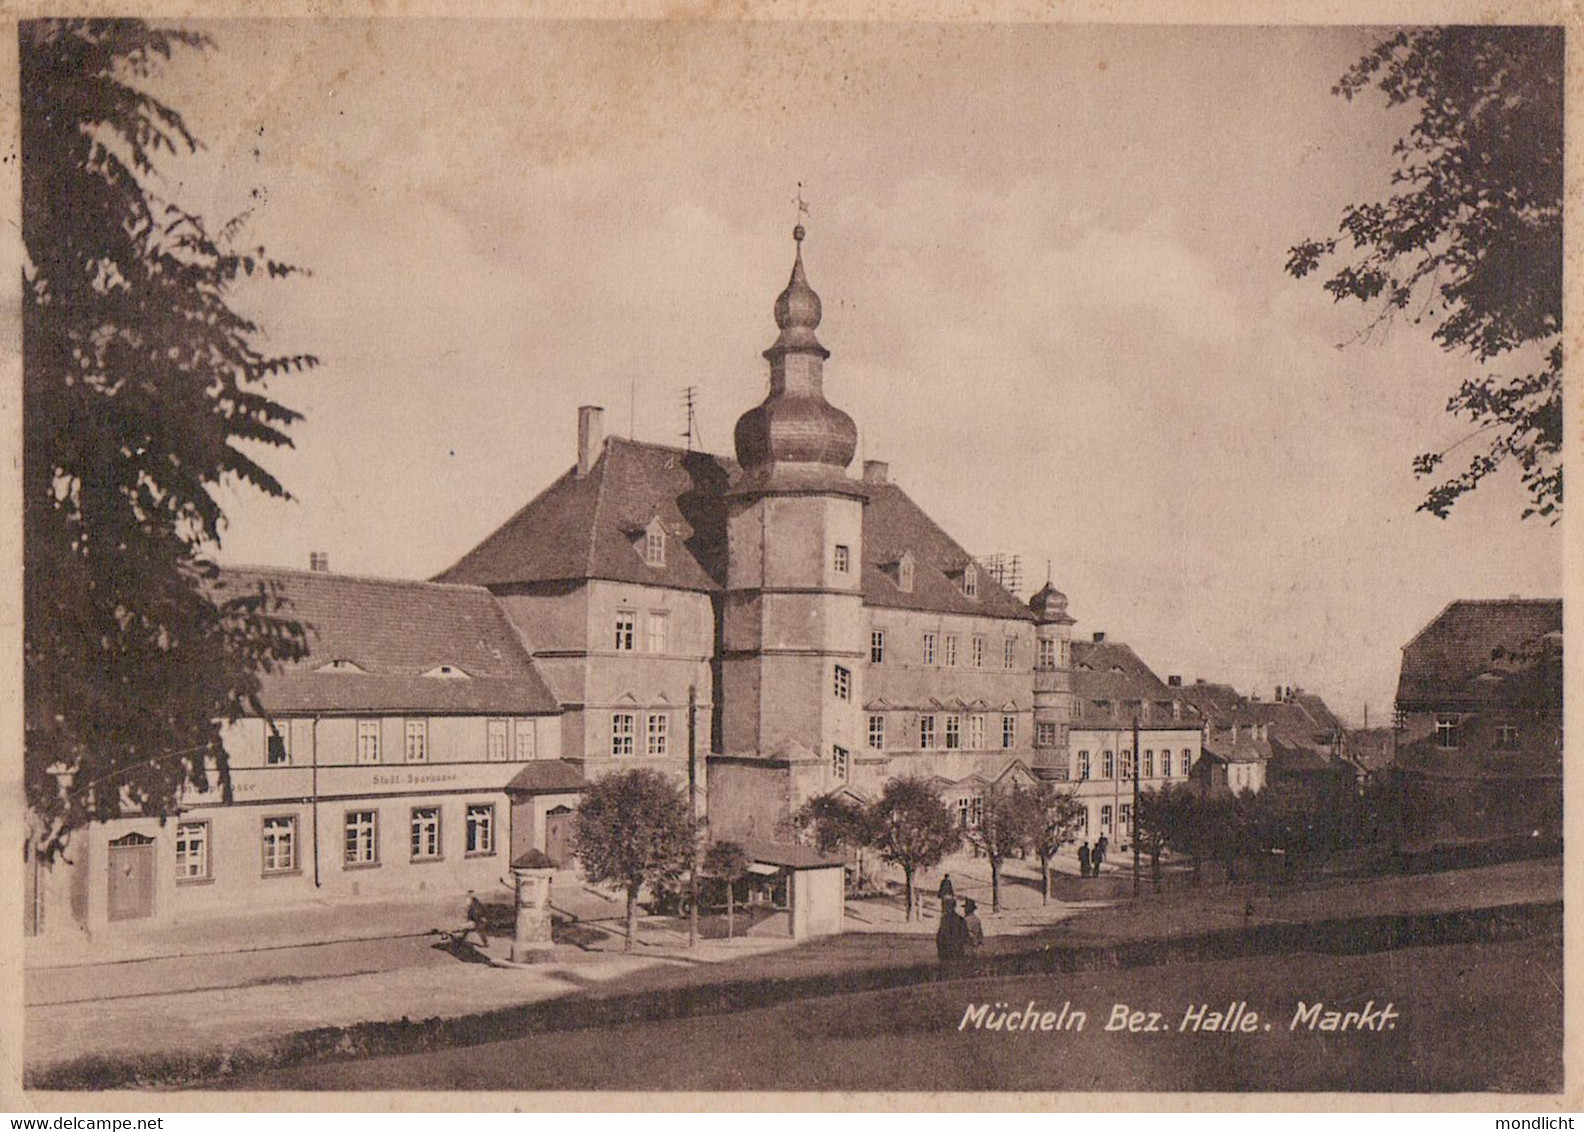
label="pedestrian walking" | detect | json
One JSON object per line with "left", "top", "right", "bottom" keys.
{"left": 938, "top": 873, "right": 955, "bottom": 901}
{"left": 1078, "top": 841, "right": 1091, "bottom": 879}
{"left": 1094, "top": 834, "right": 1109, "bottom": 871}
{"left": 466, "top": 891, "right": 490, "bottom": 947}
{"left": 962, "top": 898, "right": 984, "bottom": 951}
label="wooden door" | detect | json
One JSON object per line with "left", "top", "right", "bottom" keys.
{"left": 543, "top": 806, "right": 574, "bottom": 867}
{"left": 107, "top": 833, "right": 156, "bottom": 921}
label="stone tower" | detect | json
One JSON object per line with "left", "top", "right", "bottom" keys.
{"left": 1029, "top": 581, "right": 1076, "bottom": 776}
{"left": 712, "top": 226, "right": 868, "bottom": 837}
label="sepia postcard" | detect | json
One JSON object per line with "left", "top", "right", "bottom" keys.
{"left": 3, "top": 0, "right": 1578, "bottom": 1113}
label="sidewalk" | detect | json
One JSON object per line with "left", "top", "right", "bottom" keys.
{"left": 25, "top": 855, "right": 1561, "bottom": 1085}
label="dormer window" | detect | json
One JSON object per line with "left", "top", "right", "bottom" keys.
{"left": 421, "top": 664, "right": 471, "bottom": 679}
{"left": 315, "top": 658, "right": 366, "bottom": 674}
{"left": 643, "top": 519, "right": 666, "bottom": 567}
{"left": 898, "top": 553, "right": 915, "bottom": 593}
{"left": 963, "top": 565, "right": 978, "bottom": 598}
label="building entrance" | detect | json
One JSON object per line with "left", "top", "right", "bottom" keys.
{"left": 107, "top": 832, "right": 156, "bottom": 921}
{"left": 544, "top": 806, "right": 574, "bottom": 867}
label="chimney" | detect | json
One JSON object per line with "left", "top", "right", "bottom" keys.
{"left": 1275, "top": 686, "right": 1283, "bottom": 703}
{"left": 577, "top": 405, "right": 604, "bottom": 477}
{"left": 1093, "top": 631, "right": 1106, "bottom": 643}
{"left": 862, "top": 460, "right": 890, "bottom": 485}
{"left": 1168, "top": 675, "right": 1182, "bottom": 687}
{"left": 308, "top": 551, "right": 330, "bottom": 573}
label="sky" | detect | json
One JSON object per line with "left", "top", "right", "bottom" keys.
{"left": 149, "top": 19, "right": 1562, "bottom": 726}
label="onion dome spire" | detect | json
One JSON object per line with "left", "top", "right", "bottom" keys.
{"left": 732, "top": 224, "right": 860, "bottom": 494}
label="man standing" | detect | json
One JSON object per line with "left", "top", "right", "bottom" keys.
{"left": 1094, "top": 834, "right": 1108, "bottom": 872}
{"left": 1078, "top": 841, "right": 1092, "bottom": 879}
{"left": 962, "top": 898, "right": 984, "bottom": 951}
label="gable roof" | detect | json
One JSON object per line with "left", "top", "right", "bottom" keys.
{"left": 1070, "top": 639, "right": 1185, "bottom": 726}
{"left": 1177, "top": 681, "right": 1242, "bottom": 721}
{"left": 434, "top": 439, "right": 733, "bottom": 593}
{"left": 439, "top": 437, "right": 1032, "bottom": 621}
{"left": 1396, "top": 598, "right": 1562, "bottom": 708}
{"left": 213, "top": 567, "right": 559, "bottom": 716}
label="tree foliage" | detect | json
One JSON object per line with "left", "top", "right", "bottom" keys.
{"left": 22, "top": 19, "right": 316, "bottom": 857}
{"left": 963, "top": 782, "right": 1038, "bottom": 912}
{"left": 1286, "top": 27, "right": 1562, "bottom": 520}
{"left": 572, "top": 769, "right": 698, "bottom": 951}
{"left": 789, "top": 793, "right": 877, "bottom": 856}
{"left": 869, "top": 777, "right": 961, "bottom": 921}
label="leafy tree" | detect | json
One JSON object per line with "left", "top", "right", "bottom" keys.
{"left": 1026, "top": 782, "right": 1088, "bottom": 903}
{"left": 572, "top": 769, "right": 698, "bottom": 951}
{"left": 22, "top": 19, "right": 316, "bottom": 858}
{"left": 701, "top": 839, "right": 752, "bottom": 939}
{"left": 1287, "top": 27, "right": 1562, "bottom": 521}
{"left": 870, "top": 777, "right": 962, "bottom": 921}
{"left": 962, "top": 782, "right": 1036, "bottom": 913}
{"left": 790, "top": 791, "right": 877, "bottom": 879}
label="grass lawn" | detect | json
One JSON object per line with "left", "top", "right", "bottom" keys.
{"left": 237, "top": 934, "right": 1562, "bottom": 1094}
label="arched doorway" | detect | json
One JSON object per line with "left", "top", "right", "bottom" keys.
{"left": 107, "top": 832, "right": 156, "bottom": 921}
{"left": 543, "top": 806, "right": 575, "bottom": 867}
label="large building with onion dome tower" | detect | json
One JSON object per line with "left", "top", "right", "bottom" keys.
{"left": 437, "top": 224, "right": 1106, "bottom": 843}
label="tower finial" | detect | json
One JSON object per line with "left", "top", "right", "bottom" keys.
{"left": 793, "top": 182, "right": 810, "bottom": 244}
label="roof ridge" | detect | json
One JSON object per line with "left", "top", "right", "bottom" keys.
{"left": 583, "top": 441, "right": 612, "bottom": 577}
{"left": 607, "top": 435, "right": 729, "bottom": 461}
{"left": 431, "top": 464, "right": 580, "bottom": 582}
{"left": 871, "top": 482, "right": 1027, "bottom": 610}
{"left": 222, "top": 564, "right": 493, "bottom": 595}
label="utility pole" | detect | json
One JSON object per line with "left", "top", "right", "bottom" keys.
{"left": 1132, "top": 714, "right": 1141, "bottom": 899}
{"left": 688, "top": 683, "right": 699, "bottom": 948}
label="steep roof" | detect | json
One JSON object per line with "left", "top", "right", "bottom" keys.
{"left": 439, "top": 437, "right": 1032, "bottom": 621}
{"left": 1396, "top": 598, "right": 1562, "bottom": 708}
{"left": 1178, "top": 681, "right": 1242, "bottom": 722}
{"left": 860, "top": 481, "right": 1032, "bottom": 620}
{"left": 213, "top": 567, "right": 558, "bottom": 715}
{"left": 434, "top": 439, "right": 733, "bottom": 593}
{"left": 1069, "top": 639, "right": 1187, "bottom": 728}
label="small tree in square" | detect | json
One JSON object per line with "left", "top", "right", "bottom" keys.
{"left": 790, "top": 792, "right": 877, "bottom": 889}
{"left": 572, "top": 769, "right": 697, "bottom": 952}
{"left": 1027, "top": 782, "right": 1088, "bottom": 903}
{"left": 870, "top": 777, "right": 961, "bottom": 921}
{"left": 963, "top": 781, "right": 1039, "bottom": 913}
{"left": 701, "top": 839, "right": 752, "bottom": 939}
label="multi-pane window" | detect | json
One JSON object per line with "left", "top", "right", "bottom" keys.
{"left": 922, "top": 633, "right": 937, "bottom": 666}
{"left": 1435, "top": 715, "right": 1460, "bottom": 749}
{"left": 645, "top": 528, "right": 666, "bottom": 566}
{"left": 514, "top": 720, "right": 537, "bottom": 761}
{"left": 944, "top": 636, "right": 959, "bottom": 667}
{"left": 1036, "top": 722, "right": 1058, "bottom": 748}
{"left": 833, "top": 665, "right": 852, "bottom": 701}
{"left": 969, "top": 796, "right": 983, "bottom": 827}
{"left": 411, "top": 807, "right": 442, "bottom": 860}
{"left": 920, "top": 715, "right": 937, "bottom": 749}
{"left": 899, "top": 558, "right": 915, "bottom": 592}
{"left": 466, "top": 804, "right": 495, "bottom": 856}
{"left": 971, "top": 636, "right": 984, "bottom": 668}
{"left": 1078, "top": 750, "right": 1091, "bottom": 779}
{"left": 871, "top": 630, "right": 885, "bottom": 664}
{"left": 175, "top": 821, "right": 209, "bottom": 881}
{"left": 614, "top": 612, "right": 636, "bottom": 651}
{"left": 356, "top": 719, "right": 381, "bottom": 765}
{"left": 1182, "top": 748, "right": 1193, "bottom": 776}
{"left": 1100, "top": 804, "right": 1113, "bottom": 830}
{"left": 487, "top": 718, "right": 509, "bottom": 762}
{"left": 266, "top": 724, "right": 290, "bottom": 766}
{"left": 1119, "top": 803, "right": 1132, "bottom": 830}
{"left": 646, "top": 612, "right": 669, "bottom": 654}
{"left": 945, "top": 715, "right": 962, "bottom": 749}
{"left": 957, "top": 797, "right": 971, "bottom": 827}
{"left": 833, "top": 544, "right": 850, "bottom": 574}
{"left": 1122, "top": 751, "right": 1135, "bottom": 779}
{"left": 344, "top": 810, "right": 378, "bottom": 866}
{"left": 1037, "top": 639, "right": 1056, "bottom": 671}
{"left": 405, "top": 719, "right": 428, "bottom": 763}
{"left": 831, "top": 745, "right": 850, "bottom": 781}
{"left": 1102, "top": 750, "right": 1115, "bottom": 778}
{"left": 1004, "top": 638, "right": 1016, "bottom": 669}
{"left": 1143, "top": 750, "right": 1154, "bottom": 778}
{"left": 964, "top": 566, "right": 978, "bottom": 598}
{"left": 1161, "top": 750, "right": 1173, "bottom": 778}
{"left": 1002, "top": 714, "right": 1016, "bottom": 749}
{"left": 261, "top": 816, "right": 297, "bottom": 874}
{"left": 647, "top": 713, "right": 669, "bottom": 757}
{"left": 968, "top": 715, "right": 985, "bottom": 750}
{"left": 611, "top": 713, "right": 635, "bottom": 757}
{"left": 868, "top": 715, "right": 885, "bottom": 750}
{"left": 1497, "top": 723, "right": 1521, "bottom": 749}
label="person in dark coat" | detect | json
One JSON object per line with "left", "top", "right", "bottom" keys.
{"left": 938, "top": 873, "right": 955, "bottom": 901}
{"left": 1094, "top": 834, "right": 1109, "bottom": 870}
{"left": 936, "top": 896, "right": 968, "bottom": 962}
{"left": 1078, "top": 841, "right": 1092, "bottom": 879}
{"left": 962, "top": 898, "right": 984, "bottom": 951}
{"left": 466, "top": 891, "right": 490, "bottom": 947}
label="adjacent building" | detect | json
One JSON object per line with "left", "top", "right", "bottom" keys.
{"left": 1391, "top": 598, "right": 1563, "bottom": 849}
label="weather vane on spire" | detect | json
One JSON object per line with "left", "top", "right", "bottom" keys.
{"left": 793, "top": 182, "right": 810, "bottom": 240}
